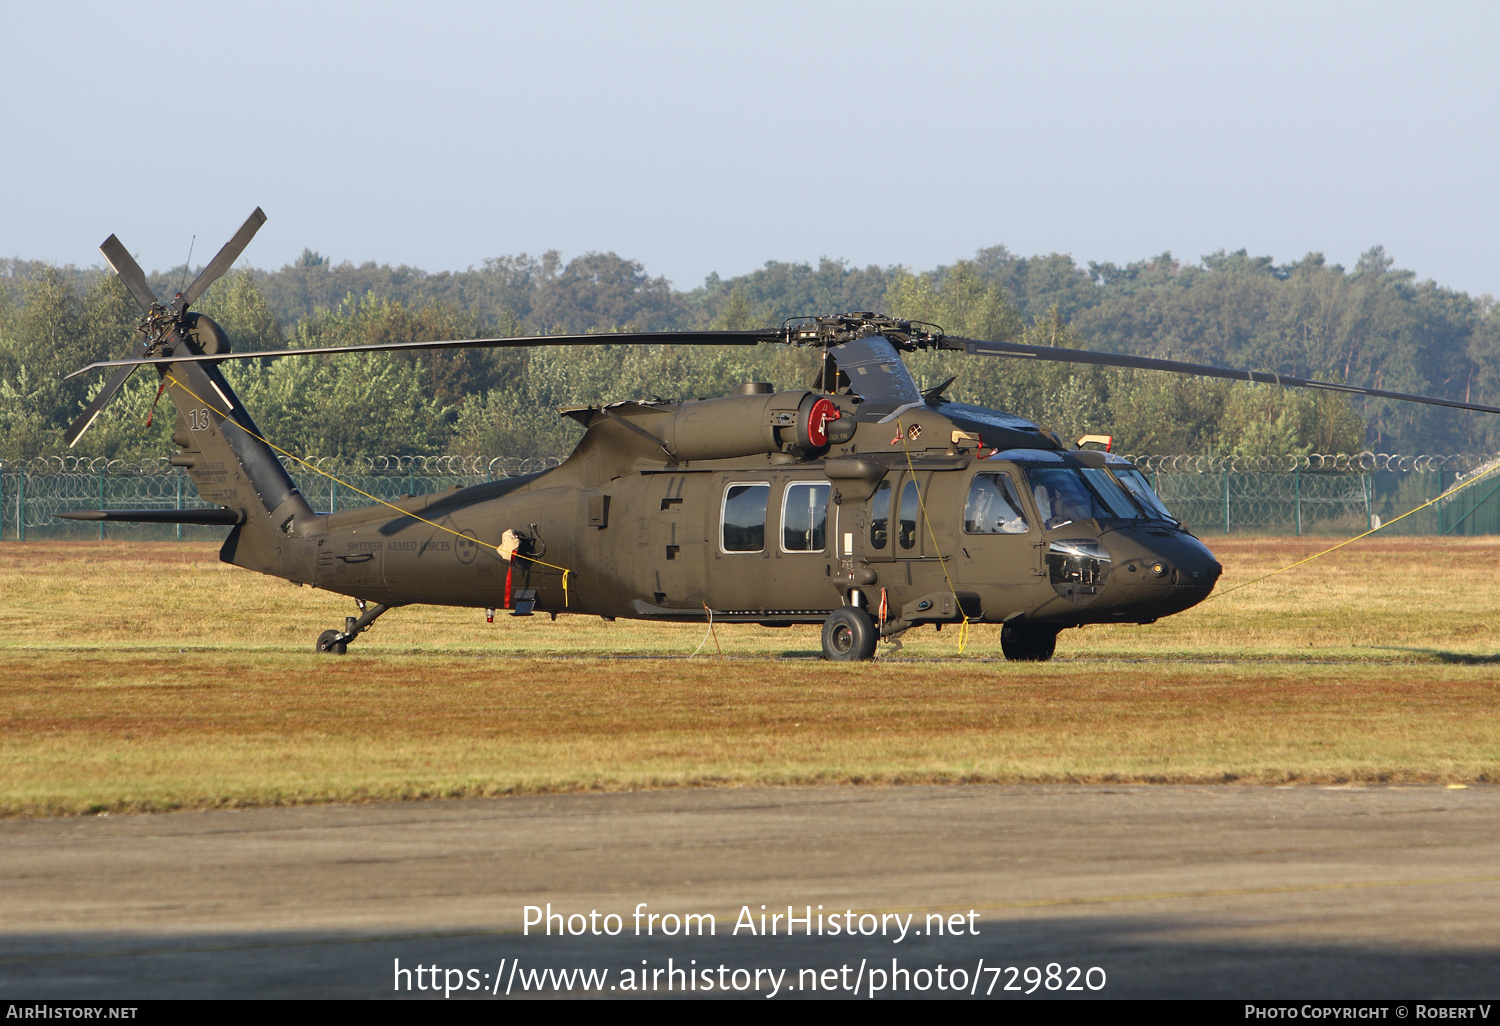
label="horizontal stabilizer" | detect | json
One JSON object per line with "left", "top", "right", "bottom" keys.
{"left": 56, "top": 508, "right": 244, "bottom": 525}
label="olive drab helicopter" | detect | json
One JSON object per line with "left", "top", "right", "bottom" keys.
{"left": 62, "top": 210, "right": 1500, "bottom": 661}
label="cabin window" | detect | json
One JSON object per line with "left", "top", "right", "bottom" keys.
{"left": 964, "top": 473, "right": 1030, "bottom": 534}
{"left": 781, "top": 482, "right": 831, "bottom": 552}
{"left": 870, "top": 480, "right": 892, "bottom": 550}
{"left": 721, "top": 482, "right": 770, "bottom": 552}
{"left": 899, "top": 479, "right": 920, "bottom": 550}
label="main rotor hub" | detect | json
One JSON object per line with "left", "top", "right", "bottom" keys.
{"left": 783, "top": 313, "right": 943, "bottom": 350}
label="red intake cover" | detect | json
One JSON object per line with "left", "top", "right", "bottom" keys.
{"left": 806, "top": 398, "right": 841, "bottom": 447}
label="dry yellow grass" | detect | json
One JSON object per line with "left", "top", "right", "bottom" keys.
{"left": 4, "top": 537, "right": 1500, "bottom": 661}
{"left": 1, "top": 537, "right": 1498, "bottom": 815}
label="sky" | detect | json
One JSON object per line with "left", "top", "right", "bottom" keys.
{"left": 4, "top": 1, "right": 1499, "bottom": 296}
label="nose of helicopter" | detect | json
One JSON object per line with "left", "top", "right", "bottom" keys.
{"left": 1102, "top": 528, "right": 1223, "bottom": 617}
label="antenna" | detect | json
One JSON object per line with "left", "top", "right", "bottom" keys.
{"left": 178, "top": 235, "right": 196, "bottom": 296}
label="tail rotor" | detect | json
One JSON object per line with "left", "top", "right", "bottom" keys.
{"left": 65, "top": 207, "right": 267, "bottom": 447}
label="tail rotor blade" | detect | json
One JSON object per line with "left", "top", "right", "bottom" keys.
{"left": 178, "top": 207, "right": 267, "bottom": 310}
{"left": 64, "top": 363, "right": 139, "bottom": 447}
{"left": 99, "top": 235, "right": 161, "bottom": 313}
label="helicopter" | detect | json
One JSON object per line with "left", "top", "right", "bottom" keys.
{"left": 61, "top": 210, "right": 1500, "bottom": 661}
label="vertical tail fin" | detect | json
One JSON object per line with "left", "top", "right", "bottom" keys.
{"left": 158, "top": 322, "right": 317, "bottom": 576}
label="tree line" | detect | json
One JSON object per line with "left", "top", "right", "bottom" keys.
{"left": 2, "top": 241, "right": 1495, "bottom": 461}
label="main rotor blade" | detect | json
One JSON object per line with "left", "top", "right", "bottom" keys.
{"left": 98, "top": 235, "right": 161, "bottom": 313}
{"left": 65, "top": 329, "right": 778, "bottom": 379}
{"left": 948, "top": 336, "right": 1500, "bottom": 417}
{"left": 63, "top": 363, "right": 139, "bottom": 446}
{"left": 177, "top": 207, "right": 267, "bottom": 310}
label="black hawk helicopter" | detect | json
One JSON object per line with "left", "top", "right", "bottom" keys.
{"left": 62, "top": 210, "right": 1500, "bottom": 661}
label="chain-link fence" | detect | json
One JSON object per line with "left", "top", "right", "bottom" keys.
{"left": 3, "top": 452, "right": 1499, "bottom": 541}
{"left": 0, "top": 455, "right": 565, "bottom": 541}
{"left": 1126, "top": 454, "right": 1500, "bottom": 537}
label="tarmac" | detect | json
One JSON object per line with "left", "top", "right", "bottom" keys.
{"left": 2, "top": 784, "right": 1498, "bottom": 999}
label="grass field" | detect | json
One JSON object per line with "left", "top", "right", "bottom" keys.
{"left": 2, "top": 537, "right": 1499, "bottom": 815}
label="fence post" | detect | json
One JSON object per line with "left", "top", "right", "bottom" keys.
{"left": 0, "top": 472, "right": 5, "bottom": 541}
{"left": 1294, "top": 469, "right": 1301, "bottom": 537}
{"left": 98, "top": 469, "right": 105, "bottom": 541}
{"left": 176, "top": 468, "right": 184, "bottom": 541}
{"left": 407, "top": 466, "right": 415, "bottom": 496}
{"left": 1437, "top": 471, "right": 1444, "bottom": 535}
{"left": 1222, "top": 468, "right": 1230, "bottom": 534}
{"left": 16, "top": 471, "right": 24, "bottom": 543}
{"left": 1364, "top": 473, "right": 1372, "bottom": 531}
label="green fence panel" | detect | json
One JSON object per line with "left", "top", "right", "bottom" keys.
{"left": 4, "top": 453, "right": 1499, "bottom": 540}
{"left": 0, "top": 456, "right": 565, "bottom": 541}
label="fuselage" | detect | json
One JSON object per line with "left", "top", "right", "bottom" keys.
{"left": 285, "top": 391, "right": 1223, "bottom": 633}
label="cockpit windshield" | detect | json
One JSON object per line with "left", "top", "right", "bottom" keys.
{"left": 1113, "top": 468, "right": 1178, "bottom": 523}
{"left": 1027, "top": 468, "right": 1122, "bottom": 528}
{"left": 1079, "top": 468, "right": 1144, "bottom": 519}
{"left": 1021, "top": 465, "right": 1178, "bottom": 528}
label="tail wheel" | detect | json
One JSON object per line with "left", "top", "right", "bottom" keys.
{"left": 316, "top": 629, "right": 347, "bottom": 655}
{"left": 1000, "top": 623, "right": 1057, "bottom": 662}
{"left": 821, "top": 607, "right": 877, "bottom": 662}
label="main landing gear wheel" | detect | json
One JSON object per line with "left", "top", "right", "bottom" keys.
{"left": 1000, "top": 623, "right": 1057, "bottom": 662}
{"left": 821, "top": 607, "right": 877, "bottom": 662}
{"left": 315, "top": 629, "right": 347, "bottom": 655}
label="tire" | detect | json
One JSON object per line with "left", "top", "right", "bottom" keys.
{"left": 822, "top": 607, "right": 878, "bottom": 662}
{"left": 1000, "top": 623, "right": 1057, "bottom": 662}
{"left": 316, "top": 629, "right": 347, "bottom": 655}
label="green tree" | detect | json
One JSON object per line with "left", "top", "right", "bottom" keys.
{"left": 0, "top": 270, "right": 138, "bottom": 455}
{"left": 530, "top": 252, "right": 685, "bottom": 333}
{"left": 293, "top": 292, "right": 518, "bottom": 407}
{"left": 690, "top": 258, "right": 896, "bottom": 329}
{"left": 226, "top": 353, "right": 453, "bottom": 457}
{"left": 708, "top": 288, "right": 756, "bottom": 330}
{"left": 193, "top": 270, "right": 285, "bottom": 352}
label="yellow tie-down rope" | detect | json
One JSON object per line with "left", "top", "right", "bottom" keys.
{"left": 896, "top": 418, "right": 973, "bottom": 653}
{"left": 1212, "top": 459, "right": 1500, "bottom": 599}
{"left": 165, "top": 372, "right": 572, "bottom": 606}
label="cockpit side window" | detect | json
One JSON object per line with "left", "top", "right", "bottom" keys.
{"left": 964, "top": 473, "right": 1030, "bottom": 534}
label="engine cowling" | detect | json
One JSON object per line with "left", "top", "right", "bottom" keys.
{"left": 658, "top": 390, "right": 846, "bottom": 461}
